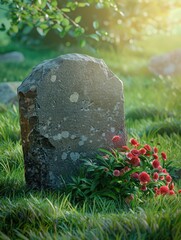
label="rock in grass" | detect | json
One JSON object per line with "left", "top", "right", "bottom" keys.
{"left": 18, "top": 53, "right": 126, "bottom": 189}
{"left": 0, "top": 51, "right": 24, "bottom": 63}
{"left": 0, "top": 82, "right": 21, "bottom": 105}
{"left": 148, "top": 49, "right": 181, "bottom": 76}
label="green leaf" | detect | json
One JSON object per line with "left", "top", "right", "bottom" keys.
{"left": 61, "top": 8, "right": 71, "bottom": 13}
{"left": 80, "top": 39, "right": 86, "bottom": 47}
{"left": 75, "top": 16, "right": 82, "bottom": 24}
{"left": 77, "top": 3, "right": 90, "bottom": 7}
{"left": 11, "top": 25, "right": 18, "bottom": 33}
{"left": 36, "top": 27, "right": 45, "bottom": 36}
{"left": 93, "top": 21, "right": 99, "bottom": 29}
{"left": 39, "top": 24, "right": 48, "bottom": 30}
{"left": 62, "top": 18, "right": 69, "bottom": 27}
{"left": 98, "top": 148, "right": 113, "bottom": 156}
{"left": 53, "top": 24, "right": 63, "bottom": 32}
{"left": 51, "top": 0, "right": 57, "bottom": 7}
{"left": 74, "top": 27, "right": 84, "bottom": 37}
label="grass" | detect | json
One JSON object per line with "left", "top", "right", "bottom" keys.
{"left": 0, "top": 33, "right": 181, "bottom": 239}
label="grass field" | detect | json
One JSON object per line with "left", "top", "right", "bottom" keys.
{"left": 0, "top": 34, "right": 181, "bottom": 239}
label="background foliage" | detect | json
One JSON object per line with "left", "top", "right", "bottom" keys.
{"left": 0, "top": 0, "right": 181, "bottom": 47}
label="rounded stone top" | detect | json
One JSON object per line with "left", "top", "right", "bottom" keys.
{"left": 17, "top": 53, "right": 118, "bottom": 94}
{"left": 56, "top": 53, "right": 103, "bottom": 63}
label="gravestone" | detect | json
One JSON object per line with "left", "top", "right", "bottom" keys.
{"left": 18, "top": 53, "right": 126, "bottom": 189}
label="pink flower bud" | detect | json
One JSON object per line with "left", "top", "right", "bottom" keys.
{"left": 153, "top": 172, "right": 159, "bottom": 181}
{"left": 152, "top": 159, "right": 160, "bottom": 169}
{"left": 113, "top": 169, "right": 121, "bottom": 177}
{"left": 152, "top": 153, "right": 159, "bottom": 159}
{"left": 153, "top": 147, "right": 158, "bottom": 153}
{"left": 139, "top": 148, "right": 147, "bottom": 155}
{"left": 144, "top": 144, "right": 152, "bottom": 152}
{"left": 161, "top": 152, "right": 167, "bottom": 161}
{"left": 129, "top": 138, "right": 140, "bottom": 147}
{"left": 166, "top": 175, "right": 172, "bottom": 183}
{"left": 160, "top": 186, "right": 169, "bottom": 195}
{"left": 130, "top": 157, "right": 140, "bottom": 167}
{"left": 139, "top": 172, "right": 150, "bottom": 184}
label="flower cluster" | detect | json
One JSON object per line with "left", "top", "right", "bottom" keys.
{"left": 69, "top": 135, "right": 181, "bottom": 202}
{"left": 112, "top": 136, "right": 181, "bottom": 199}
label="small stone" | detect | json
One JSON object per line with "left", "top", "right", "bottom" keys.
{"left": 0, "top": 82, "right": 21, "bottom": 105}
{"left": 148, "top": 49, "right": 181, "bottom": 76}
{"left": 0, "top": 51, "right": 24, "bottom": 63}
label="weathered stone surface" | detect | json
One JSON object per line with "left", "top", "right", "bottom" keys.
{"left": 0, "top": 82, "right": 21, "bottom": 105}
{"left": 148, "top": 49, "right": 181, "bottom": 76}
{"left": 18, "top": 53, "right": 126, "bottom": 189}
{"left": 0, "top": 51, "right": 25, "bottom": 63}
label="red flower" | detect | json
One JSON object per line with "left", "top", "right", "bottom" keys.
{"left": 178, "top": 190, "right": 181, "bottom": 194}
{"left": 161, "top": 152, "right": 167, "bottom": 161}
{"left": 144, "top": 144, "right": 152, "bottom": 152}
{"left": 152, "top": 159, "right": 160, "bottom": 169}
{"left": 159, "top": 176, "right": 164, "bottom": 180}
{"left": 169, "top": 190, "right": 175, "bottom": 195}
{"left": 169, "top": 183, "right": 174, "bottom": 190}
{"left": 155, "top": 189, "right": 161, "bottom": 196}
{"left": 130, "top": 157, "right": 140, "bottom": 167}
{"left": 154, "top": 187, "right": 158, "bottom": 192}
{"left": 112, "top": 135, "right": 122, "bottom": 148}
{"left": 113, "top": 169, "right": 120, "bottom": 177}
{"left": 124, "top": 166, "right": 130, "bottom": 172}
{"left": 126, "top": 152, "right": 134, "bottom": 160}
{"left": 160, "top": 186, "right": 169, "bottom": 195}
{"left": 162, "top": 168, "right": 167, "bottom": 173}
{"left": 131, "top": 172, "right": 139, "bottom": 179}
{"left": 157, "top": 166, "right": 163, "bottom": 172}
{"left": 121, "top": 146, "right": 130, "bottom": 152}
{"left": 131, "top": 149, "right": 140, "bottom": 156}
{"left": 166, "top": 175, "right": 172, "bottom": 183}
{"left": 112, "top": 135, "right": 121, "bottom": 143}
{"left": 139, "top": 172, "right": 150, "bottom": 184}
{"left": 139, "top": 148, "right": 147, "bottom": 155}
{"left": 153, "top": 147, "right": 158, "bottom": 153}
{"left": 141, "top": 185, "right": 147, "bottom": 191}
{"left": 153, "top": 153, "right": 159, "bottom": 159}
{"left": 130, "top": 138, "right": 140, "bottom": 147}
{"left": 153, "top": 172, "right": 159, "bottom": 181}
{"left": 119, "top": 169, "right": 125, "bottom": 176}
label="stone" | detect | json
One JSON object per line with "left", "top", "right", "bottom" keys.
{"left": 0, "top": 82, "right": 21, "bottom": 105}
{"left": 0, "top": 51, "right": 25, "bottom": 63}
{"left": 148, "top": 49, "right": 181, "bottom": 76}
{"left": 18, "top": 53, "right": 126, "bottom": 189}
